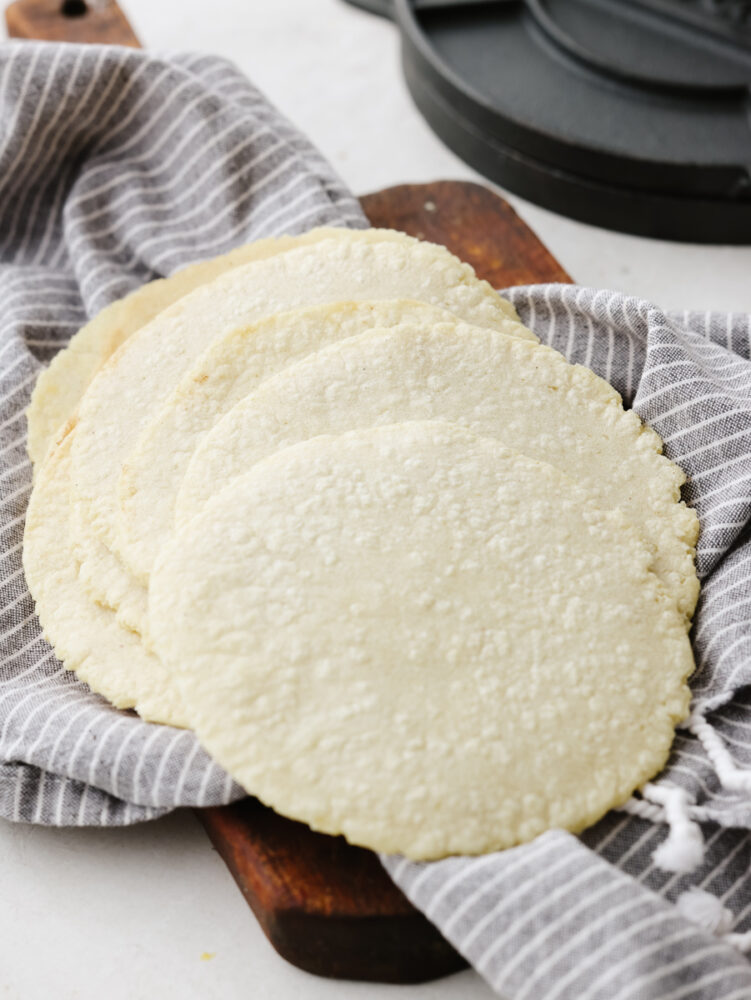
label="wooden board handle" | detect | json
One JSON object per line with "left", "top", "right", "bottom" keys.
{"left": 199, "top": 798, "right": 466, "bottom": 983}
{"left": 360, "top": 180, "right": 571, "bottom": 287}
{"left": 5, "top": 0, "right": 140, "bottom": 46}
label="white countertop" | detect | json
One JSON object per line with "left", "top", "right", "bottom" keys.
{"left": 2, "top": 2, "right": 749, "bottom": 998}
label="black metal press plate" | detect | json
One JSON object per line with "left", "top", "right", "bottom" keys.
{"left": 344, "top": 0, "right": 751, "bottom": 242}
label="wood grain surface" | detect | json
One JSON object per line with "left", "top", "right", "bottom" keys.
{"left": 2, "top": 0, "right": 573, "bottom": 981}
{"left": 360, "top": 181, "right": 571, "bottom": 287}
{"left": 198, "top": 798, "right": 467, "bottom": 983}
{"left": 5, "top": 0, "right": 140, "bottom": 46}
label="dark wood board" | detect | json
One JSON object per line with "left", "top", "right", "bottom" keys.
{"left": 197, "top": 798, "right": 467, "bottom": 984}
{"left": 361, "top": 181, "right": 571, "bottom": 288}
{"left": 5, "top": 0, "right": 573, "bottom": 984}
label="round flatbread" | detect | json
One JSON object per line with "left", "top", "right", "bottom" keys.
{"left": 27, "top": 227, "right": 361, "bottom": 467}
{"left": 69, "top": 233, "right": 525, "bottom": 622}
{"left": 150, "top": 422, "right": 694, "bottom": 859}
{"left": 71, "top": 499, "right": 149, "bottom": 635}
{"left": 119, "top": 299, "right": 532, "bottom": 583}
{"left": 178, "top": 323, "right": 700, "bottom": 620}
{"left": 23, "top": 436, "right": 186, "bottom": 727}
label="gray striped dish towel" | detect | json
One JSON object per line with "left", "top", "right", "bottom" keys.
{"left": 2, "top": 41, "right": 751, "bottom": 1000}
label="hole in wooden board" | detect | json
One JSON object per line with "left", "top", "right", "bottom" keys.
{"left": 60, "top": 0, "right": 88, "bottom": 17}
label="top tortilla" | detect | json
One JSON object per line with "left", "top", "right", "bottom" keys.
{"left": 150, "top": 421, "right": 694, "bottom": 859}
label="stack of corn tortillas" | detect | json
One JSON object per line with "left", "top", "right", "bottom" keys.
{"left": 23, "top": 227, "right": 699, "bottom": 860}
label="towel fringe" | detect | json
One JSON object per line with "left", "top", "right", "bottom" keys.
{"left": 618, "top": 795, "right": 665, "bottom": 824}
{"left": 616, "top": 710, "right": 751, "bottom": 875}
{"left": 676, "top": 888, "right": 751, "bottom": 954}
{"left": 643, "top": 783, "right": 705, "bottom": 873}
{"left": 687, "top": 712, "right": 751, "bottom": 793}
{"left": 617, "top": 784, "right": 704, "bottom": 873}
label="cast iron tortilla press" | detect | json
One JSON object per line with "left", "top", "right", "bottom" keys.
{"left": 345, "top": 0, "right": 751, "bottom": 243}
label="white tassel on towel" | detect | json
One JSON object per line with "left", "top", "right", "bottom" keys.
{"left": 618, "top": 784, "right": 705, "bottom": 873}
{"left": 643, "top": 783, "right": 705, "bottom": 873}
{"left": 688, "top": 713, "right": 751, "bottom": 794}
{"left": 676, "top": 888, "right": 751, "bottom": 954}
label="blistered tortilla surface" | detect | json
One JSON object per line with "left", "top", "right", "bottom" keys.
{"left": 150, "top": 422, "right": 694, "bottom": 859}
{"left": 179, "top": 323, "right": 699, "bottom": 620}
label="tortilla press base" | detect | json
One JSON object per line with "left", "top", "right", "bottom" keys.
{"left": 344, "top": 0, "right": 751, "bottom": 243}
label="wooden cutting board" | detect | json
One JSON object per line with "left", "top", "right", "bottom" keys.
{"left": 6, "top": 0, "right": 572, "bottom": 984}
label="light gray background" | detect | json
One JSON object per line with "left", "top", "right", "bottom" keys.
{"left": 1, "top": 1, "right": 749, "bottom": 997}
